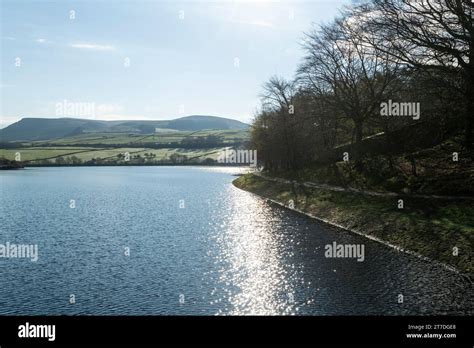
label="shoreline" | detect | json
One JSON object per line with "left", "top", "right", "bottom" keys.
{"left": 233, "top": 173, "right": 473, "bottom": 277}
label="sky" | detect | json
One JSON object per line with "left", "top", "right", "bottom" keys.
{"left": 0, "top": 0, "right": 349, "bottom": 128}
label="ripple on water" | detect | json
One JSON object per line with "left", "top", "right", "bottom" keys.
{"left": 0, "top": 167, "right": 472, "bottom": 315}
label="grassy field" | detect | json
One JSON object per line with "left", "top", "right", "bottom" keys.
{"left": 0, "top": 147, "right": 100, "bottom": 161}
{"left": 0, "top": 129, "right": 248, "bottom": 164}
{"left": 0, "top": 146, "right": 226, "bottom": 163}
{"left": 234, "top": 173, "right": 474, "bottom": 275}
{"left": 21, "top": 129, "right": 249, "bottom": 146}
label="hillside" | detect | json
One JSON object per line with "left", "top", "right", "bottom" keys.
{"left": 0, "top": 115, "right": 249, "bottom": 142}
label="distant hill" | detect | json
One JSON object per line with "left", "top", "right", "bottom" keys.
{"left": 0, "top": 116, "right": 249, "bottom": 141}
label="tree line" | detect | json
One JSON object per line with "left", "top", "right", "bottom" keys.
{"left": 251, "top": 0, "right": 472, "bottom": 172}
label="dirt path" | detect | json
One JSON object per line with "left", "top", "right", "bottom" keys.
{"left": 253, "top": 172, "right": 474, "bottom": 201}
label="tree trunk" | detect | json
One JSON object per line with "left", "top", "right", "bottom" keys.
{"left": 355, "top": 121, "right": 363, "bottom": 146}
{"left": 354, "top": 119, "right": 364, "bottom": 170}
{"left": 466, "top": 35, "right": 474, "bottom": 151}
{"left": 465, "top": 73, "right": 473, "bottom": 151}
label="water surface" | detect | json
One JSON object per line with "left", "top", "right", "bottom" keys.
{"left": 0, "top": 166, "right": 472, "bottom": 315}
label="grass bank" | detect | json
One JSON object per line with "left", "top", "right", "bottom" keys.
{"left": 233, "top": 173, "right": 473, "bottom": 275}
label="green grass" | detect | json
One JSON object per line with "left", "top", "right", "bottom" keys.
{"left": 0, "top": 128, "right": 248, "bottom": 163}
{"left": 0, "top": 148, "right": 100, "bottom": 161}
{"left": 26, "top": 129, "right": 249, "bottom": 146}
{"left": 234, "top": 173, "right": 474, "bottom": 275}
{"left": 0, "top": 146, "right": 228, "bottom": 163}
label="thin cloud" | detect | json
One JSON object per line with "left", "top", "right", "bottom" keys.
{"left": 70, "top": 42, "right": 115, "bottom": 51}
{"left": 36, "top": 38, "right": 53, "bottom": 44}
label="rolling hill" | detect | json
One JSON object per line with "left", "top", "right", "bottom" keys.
{"left": 0, "top": 115, "right": 249, "bottom": 142}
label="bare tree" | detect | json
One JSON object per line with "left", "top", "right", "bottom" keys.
{"left": 298, "top": 16, "right": 398, "bottom": 166}
{"left": 352, "top": 0, "right": 473, "bottom": 148}
{"left": 259, "top": 76, "right": 298, "bottom": 170}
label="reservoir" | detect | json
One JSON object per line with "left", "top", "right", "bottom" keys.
{"left": 0, "top": 166, "right": 472, "bottom": 315}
